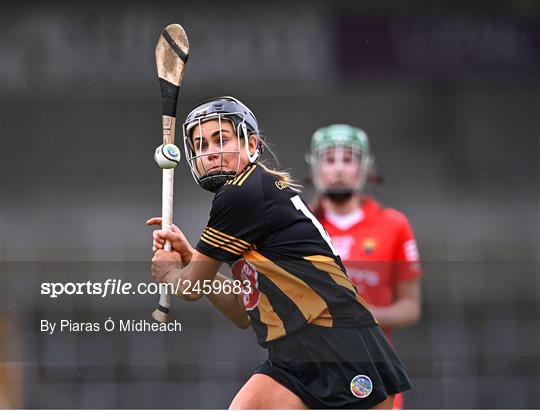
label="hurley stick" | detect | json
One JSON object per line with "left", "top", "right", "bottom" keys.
{"left": 153, "top": 24, "right": 189, "bottom": 323}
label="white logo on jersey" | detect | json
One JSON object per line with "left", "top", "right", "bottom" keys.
{"left": 331, "top": 236, "right": 355, "bottom": 259}
{"left": 231, "top": 259, "right": 260, "bottom": 310}
{"left": 346, "top": 267, "right": 380, "bottom": 287}
{"left": 404, "top": 239, "right": 419, "bottom": 261}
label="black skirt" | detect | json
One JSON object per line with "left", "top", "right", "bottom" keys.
{"left": 255, "top": 324, "right": 411, "bottom": 409}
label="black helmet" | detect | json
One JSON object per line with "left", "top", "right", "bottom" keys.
{"left": 183, "top": 96, "right": 262, "bottom": 192}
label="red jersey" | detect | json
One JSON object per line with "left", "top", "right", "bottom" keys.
{"left": 318, "top": 197, "right": 422, "bottom": 317}
{"left": 320, "top": 197, "right": 420, "bottom": 408}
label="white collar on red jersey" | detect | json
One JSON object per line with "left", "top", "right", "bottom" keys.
{"left": 324, "top": 208, "right": 365, "bottom": 231}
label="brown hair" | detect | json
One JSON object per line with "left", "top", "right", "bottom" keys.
{"left": 256, "top": 136, "right": 302, "bottom": 192}
{"left": 258, "top": 162, "right": 302, "bottom": 193}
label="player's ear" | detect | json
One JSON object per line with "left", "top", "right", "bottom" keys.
{"left": 248, "top": 133, "right": 258, "bottom": 156}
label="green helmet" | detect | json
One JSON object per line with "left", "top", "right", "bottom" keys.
{"left": 310, "top": 124, "right": 369, "bottom": 163}
{"left": 309, "top": 124, "right": 373, "bottom": 196}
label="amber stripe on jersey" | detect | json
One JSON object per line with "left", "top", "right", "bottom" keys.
{"left": 225, "top": 164, "right": 257, "bottom": 186}
{"left": 206, "top": 227, "right": 251, "bottom": 247}
{"left": 242, "top": 250, "right": 376, "bottom": 342}
{"left": 256, "top": 292, "right": 286, "bottom": 341}
{"left": 200, "top": 233, "right": 245, "bottom": 255}
{"left": 244, "top": 250, "right": 333, "bottom": 327}
{"left": 304, "top": 255, "right": 371, "bottom": 310}
{"left": 200, "top": 226, "right": 251, "bottom": 255}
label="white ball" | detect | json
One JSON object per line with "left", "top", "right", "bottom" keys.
{"left": 154, "top": 144, "right": 181, "bottom": 169}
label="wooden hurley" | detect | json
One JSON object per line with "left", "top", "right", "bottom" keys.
{"left": 153, "top": 24, "right": 189, "bottom": 323}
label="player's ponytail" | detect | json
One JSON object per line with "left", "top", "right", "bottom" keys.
{"left": 256, "top": 135, "right": 302, "bottom": 193}
{"left": 258, "top": 163, "right": 302, "bottom": 193}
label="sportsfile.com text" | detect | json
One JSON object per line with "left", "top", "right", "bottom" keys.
{"left": 41, "top": 279, "right": 251, "bottom": 299}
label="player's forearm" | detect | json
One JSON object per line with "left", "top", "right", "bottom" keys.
{"left": 370, "top": 297, "right": 421, "bottom": 329}
{"left": 206, "top": 273, "right": 250, "bottom": 329}
{"left": 169, "top": 257, "right": 221, "bottom": 302}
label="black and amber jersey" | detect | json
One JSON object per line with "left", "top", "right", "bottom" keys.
{"left": 196, "top": 164, "right": 376, "bottom": 346}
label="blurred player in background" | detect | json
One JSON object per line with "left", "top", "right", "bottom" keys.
{"left": 308, "top": 124, "right": 422, "bottom": 409}
{"left": 149, "top": 97, "right": 412, "bottom": 409}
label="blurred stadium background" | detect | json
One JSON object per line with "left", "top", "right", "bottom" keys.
{"left": 1, "top": 0, "right": 539, "bottom": 408}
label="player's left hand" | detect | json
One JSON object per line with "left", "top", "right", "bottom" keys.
{"left": 151, "top": 249, "right": 182, "bottom": 285}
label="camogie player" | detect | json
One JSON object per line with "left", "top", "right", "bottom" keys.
{"left": 148, "top": 97, "right": 412, "bottom": 409}
{"left": 308, "top": 124, "right": 423, "bottom": 409}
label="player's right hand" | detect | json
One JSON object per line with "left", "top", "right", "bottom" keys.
{"left": 146, "top": 217, "right": 194, "bottom": 266}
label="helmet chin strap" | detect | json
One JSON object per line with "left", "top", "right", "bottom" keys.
{"left": 242, "top": 123, "right": 260, "bottom": 163}
{"left": 199, "top": 171, "right": 237, "bottom": 193}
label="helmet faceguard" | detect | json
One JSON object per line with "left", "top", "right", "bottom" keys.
{"left": 183, "top": 96, "right": 262, "bottom": 192}
{"left": 308, "top": 124, "right": 373, "bottom": 200}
